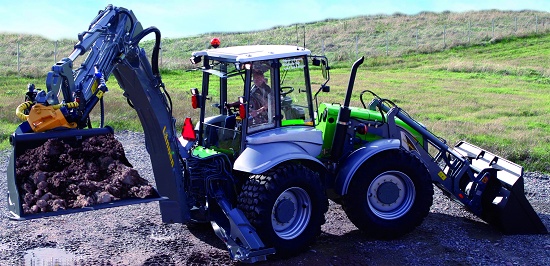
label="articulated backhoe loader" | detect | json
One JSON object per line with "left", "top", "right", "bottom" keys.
{"left": 6, "top": 5, "right": 547, "bottom": 263}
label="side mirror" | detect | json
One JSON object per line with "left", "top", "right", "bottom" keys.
{"left": 312, "top": 58, "right": 321, "bottom": 66}
{"left": 321, "top": 59, "right": 329, "bottom": 80}
{"left": 322, "top": 85, "right": 330, "bottom": 92}
{"left": 189, "top": 56, "right": 202, "bottom": 64}
{"left": 311, "top": 57, "right": 330, "bottom": 81}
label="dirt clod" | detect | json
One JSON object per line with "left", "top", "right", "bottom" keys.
{"left": 15, "top": 134, "right": 156, "bottom": 214}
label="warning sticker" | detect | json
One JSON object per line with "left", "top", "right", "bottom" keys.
{"left": 438, "top": 171, "right": 447, "bottom": 181}
{"left": 282, "top": 58, "right": 304, "bottom": 70}
{"left": 400, "top": 131, "right": 417, "bottom": 152}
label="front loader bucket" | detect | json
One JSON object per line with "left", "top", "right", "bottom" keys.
{"left": 7, "top": 125, "right": 164, "bottom": 220}
{"left": 454, "top": 141, "right": 548, "bottom": 234}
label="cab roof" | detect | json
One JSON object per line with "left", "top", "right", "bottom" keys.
{"left": 192, "top": 45, "right": 311, "bottom": 63}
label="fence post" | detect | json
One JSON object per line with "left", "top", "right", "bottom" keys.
{"left": 468, "top": 20, "right": 471, "bottom": 43}
{"left": 295, "top": 24, "right": 298, "bottom": 47}
{"left": 17, "top": 41, "right": 20, "bottom": 73}
{"left": 355, "top": 35, "right": 359, "bottom": 57}
{"left": 303, "top": 25, "right": 306, "bottom": 48}
{"left": 443, "top": 25, "right": 446, "bottom": 48}
{"left": 54, "top": 40, "right": 58, "bottom": 63}
{"left": 385, "top": 32, "right": 388, "bottom": 56}
{"left": 536, "top": 15, "right": 538, "bottom": 33}
{"left": 416, "top": 28, "right": 418, "bottom": 49}
{"left": 515, "top": 17, "right": 518, "bottom": 33}
{"left": 492, "top": 19, "right": 495, "bottom": 38}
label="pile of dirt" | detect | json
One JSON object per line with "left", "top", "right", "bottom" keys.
{"left": 14, "top": 134, "right": 157, "bottom": 214}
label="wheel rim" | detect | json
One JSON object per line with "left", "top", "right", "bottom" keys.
{"left": 367, "top": 171, "right": 415, "bottom": 220}
{"left": 271, "top": 187, "right": 312, "bottom": 240}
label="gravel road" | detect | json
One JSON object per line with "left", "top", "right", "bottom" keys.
{"left": 1, "top": 131, "right": 549, "bottom": 265}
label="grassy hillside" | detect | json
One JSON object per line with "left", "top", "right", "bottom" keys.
{"left": 0, "top": 10, "right": 549, "bottom": 173}
{"left": 142, "top": 9, "right": 550, "bottom": 69}
{"left": 1, "top": 9, "right": 549, "bottom": 76}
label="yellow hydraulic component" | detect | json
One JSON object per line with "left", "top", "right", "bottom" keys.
{"left": 15, "top": 102, "right": 79, "bottom": 132}
{"left": 15, "top": 101, "right": 33, "bottom": 121}
{"left": 56, "top": 102, "right": 79, "bottom": 109}
{"left": 91, "top": 79, "right": 99, "bottom": 94}
{"left": 96, "top": 90, "right": 105, "bottom": 100}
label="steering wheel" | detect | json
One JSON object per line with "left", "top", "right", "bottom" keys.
{"left": 280, "top": 86, "right": 295, "bottom": 97}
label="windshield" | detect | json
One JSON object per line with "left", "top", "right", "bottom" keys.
{"left": 201, "top": 62, "right": 244, "bottom": 158}
{"left": 279, "top": 56, "right": 313, "bottom": 127}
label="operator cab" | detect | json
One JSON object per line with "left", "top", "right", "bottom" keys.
{"left": 188, "top": 45, "right": 322, "bottom": 159}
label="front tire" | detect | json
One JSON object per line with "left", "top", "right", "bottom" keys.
{"left": 342, "top": 149, "right": 433, "bottom": 239}
{"left": 237, "top": 164, "right": 328, "bottom": 258}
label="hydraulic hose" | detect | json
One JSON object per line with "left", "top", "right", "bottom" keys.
{"left": 130, "top": 26, "right": 173, "bottom": 119}
{"left": 15, "top": 101, "right": 33, "bottom": 121}
{"left": 131, "top": 26, "right": 162, "bottom": 77}
{"left": 15, "top": 101, "right": 79, "bottom": 121}
{"left": 117, "top": 9, "right": 136, "bottom": 37}
{"left": 52, "top": 102, "right": 79, "bottom": 109}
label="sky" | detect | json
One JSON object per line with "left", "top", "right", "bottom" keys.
{"left": 0, "top": 0, "right": 549, "bottom": 41}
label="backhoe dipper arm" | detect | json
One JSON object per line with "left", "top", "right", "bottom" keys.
{"left": 45, "top": 5, "right": 190, "bottom": 223}
{"left": 46, "top": 5, "right": 143, "bottom": 123}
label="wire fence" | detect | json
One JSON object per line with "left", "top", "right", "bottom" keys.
{"left": 2, "top": 12, "right": 549, "bottom": 76}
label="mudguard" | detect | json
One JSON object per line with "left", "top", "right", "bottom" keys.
{"left": 234, "top": 142, "right": 325, "bottom": 174}
{"left": 334, "top": 139, "right": 402, "bottom": 196}
{"left": 234, "top": 127, "right": 325, "bottom": 174}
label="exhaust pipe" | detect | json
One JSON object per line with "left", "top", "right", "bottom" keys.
{"left": 331, "top": 56, "right": 364, "bottom": 160}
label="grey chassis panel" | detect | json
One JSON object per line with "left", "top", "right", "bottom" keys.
{"left": 233, "top": 142, "right": 325, "bottom": 174}
{"left": 334, "top": 139, "right": 402, "bottom": 196}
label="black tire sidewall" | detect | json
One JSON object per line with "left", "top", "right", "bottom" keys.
{"left": 343, "top": 149, "right": 433, "bottom": 239}
{"left": 239, "top": 164, "right": 328, "bottom": 257}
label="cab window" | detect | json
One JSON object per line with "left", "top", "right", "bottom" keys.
{"left": 280, "top": 56, "right": 313, "bottom": 126}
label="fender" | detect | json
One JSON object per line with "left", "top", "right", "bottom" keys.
{"left": 334, "top": 139, "right": 402, "bottom": 196}
{"left": 234, "top": 142, "right": 325, "bottom": 174}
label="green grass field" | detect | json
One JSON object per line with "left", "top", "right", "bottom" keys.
{"left": 1, "top": 18, "right": 549, "bottom": 173}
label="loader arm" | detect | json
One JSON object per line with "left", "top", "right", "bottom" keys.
{"left": 373, "top": 98, "right": 547, "bottom": 234}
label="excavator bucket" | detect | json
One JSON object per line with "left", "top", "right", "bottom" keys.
{"left": 454, "top": 141, "right": 548, "bottom": 234}
{"left": 6, "top": 125, "right": 164, "bottom": 220}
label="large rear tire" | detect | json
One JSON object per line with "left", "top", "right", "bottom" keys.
{"left": 342, "top": 149, "right": 433, "bottom": 239}
{"left": 237, "top": 164, "right": 328, "bottom": 258}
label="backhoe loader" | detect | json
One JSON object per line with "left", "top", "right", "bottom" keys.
{"left": 6, "top": 5, "right": 547, "bottom": 263}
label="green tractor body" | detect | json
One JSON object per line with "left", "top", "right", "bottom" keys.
{"left": 316, "top": 103, "right": 425, "bottom": 154}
